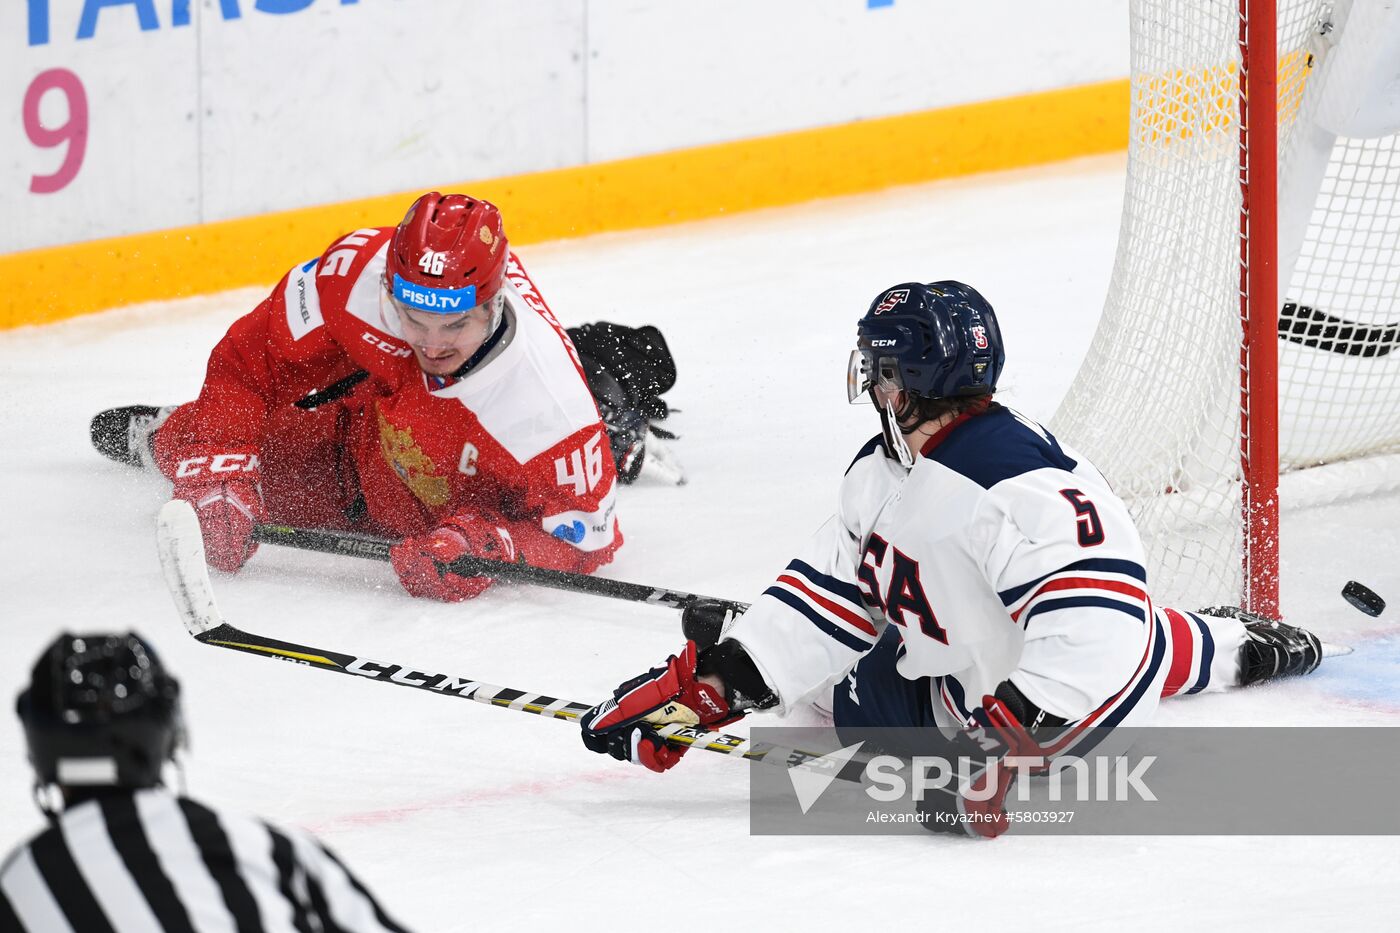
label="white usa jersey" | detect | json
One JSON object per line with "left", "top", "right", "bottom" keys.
{"left": 726, "top": 405, "right": 1157, "bottom": 725}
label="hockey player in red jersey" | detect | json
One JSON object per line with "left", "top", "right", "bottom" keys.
{"left": 579, "top": 280, "right": 1325, "bottom": 835}
{"left": 92, "top": 193, "right": 624, "bottom": 601}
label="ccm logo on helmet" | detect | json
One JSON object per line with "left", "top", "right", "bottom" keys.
{"left": 870, "top": 338, "right": 897, "bottom": 347}
{"left": 874, "top": 289, "right": 909, "bottom": 315}
{"left": 176, "top": 453, "right": 260, "bottom": 478}
{"left": 362, "top": 332, "right": 413, "bottom": 358}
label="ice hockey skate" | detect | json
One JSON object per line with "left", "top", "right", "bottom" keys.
{"left": 1199, "top": 606, "right": 1324, "bottom": 685}
{"left": 89, "top": 404, "right": 176, "bottom": 470}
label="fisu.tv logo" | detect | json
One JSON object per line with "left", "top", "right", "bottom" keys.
{"left": 787, "top": 743, "right": 1157, "bottom": 814}
{"left": 393, "top": 274, "right": 476, "bottom": 312}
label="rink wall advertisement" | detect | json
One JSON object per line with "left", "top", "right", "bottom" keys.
{"left": 2, "top": 1, "right": 1129, "bottom": 326}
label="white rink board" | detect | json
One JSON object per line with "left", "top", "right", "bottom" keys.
{"left": 2, "top": 4, "right": 200, "bottom": 250}
{"left": 585, "top": 0, "right": 1128, "bottom": 160}
{"left": 195, "top": 2, "right": 589, "bottom": 222}
{"left": 2, "top": 0, "right": 1127, "bottom": 253}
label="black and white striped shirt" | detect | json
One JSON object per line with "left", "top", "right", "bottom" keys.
{"left": 0, "top": 788, "right": 408, "bottom": 932}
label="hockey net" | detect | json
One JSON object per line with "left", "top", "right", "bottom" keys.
{"left": 1051, "top": 0, "right": 1400, "bottom": 610}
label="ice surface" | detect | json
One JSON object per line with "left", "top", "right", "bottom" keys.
{"left": 2, "top": 155, "right": 1397, "bottom": 930}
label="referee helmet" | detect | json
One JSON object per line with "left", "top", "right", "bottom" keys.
{"left": 16, "top": 632, "right": 185, "bottom": 793}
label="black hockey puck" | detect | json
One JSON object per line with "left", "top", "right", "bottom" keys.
{"left": 1342, "top": 580, "right": 1385, "bottom": 617}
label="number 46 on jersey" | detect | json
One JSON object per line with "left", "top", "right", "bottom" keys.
{"left": 555, "top": 432, "right": 606, "bottom": 495}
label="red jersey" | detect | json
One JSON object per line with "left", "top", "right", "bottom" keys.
{"left": 155, "top": 227, "right": 622, "bottom": 575}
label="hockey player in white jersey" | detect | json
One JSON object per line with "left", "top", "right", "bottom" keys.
{"left": 579, "top": 280, "right": 1323, "bottom": 837}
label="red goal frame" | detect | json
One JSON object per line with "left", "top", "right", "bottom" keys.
{"left": 1240, "top": 0, "right": 1280, "bottom": 617}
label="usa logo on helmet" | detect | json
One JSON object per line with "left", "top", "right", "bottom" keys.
{"left": 972, "top": 325, "right": 989, "bottom": 349}
{"left": 874, "top": 289, "right": 909, "bottom": 315}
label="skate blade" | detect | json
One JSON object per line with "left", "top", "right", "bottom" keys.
{"left": 639, "top": 436, "right": 687, "bottom": 486}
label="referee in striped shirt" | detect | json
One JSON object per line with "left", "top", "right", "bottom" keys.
{"left": 1, "top": 631, "right": 410, "bottom": 932}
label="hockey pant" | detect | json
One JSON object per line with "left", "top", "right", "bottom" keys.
{"left": 157, "top": 401, "right": 366, "bottom": 532}
{"left": 832, "top": 605, "right": 1248, "bottom": 741}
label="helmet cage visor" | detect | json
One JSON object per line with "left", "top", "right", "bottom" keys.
{"left": 381, "top": 275, "right": 503, "bottom": 350}
{"left": 386, "top": 272, "right": 497, "bottom": 317}
{"left": 847, "top": 348, "right": 906, "bottom": 404}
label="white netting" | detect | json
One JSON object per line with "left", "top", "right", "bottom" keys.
{"left": 1051, "top": 0, "right": 1400, "bottom": 607}
{"left": 1280, "top": 133, "right": 1400, "bottom": 465}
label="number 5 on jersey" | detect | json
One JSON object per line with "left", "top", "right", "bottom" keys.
{"left": 1059, "top": 488, "right": 1105, "bottom": 547}
{"left": 555, "top": 432, "right": 605, "bottom": 495}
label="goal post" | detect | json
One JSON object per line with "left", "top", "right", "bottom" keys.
{"left": 1051, "top": 0, "right": 1400, "bottom": 613}
{"left": 1242, "top": 0, "right": 1281, "bottom": 618}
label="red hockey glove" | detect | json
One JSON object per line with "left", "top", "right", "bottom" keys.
{"left": 918, "top": 695, "right": 1045, "bottom": 839}
{"left": 389, "top": 516, "right": 516, "bottom": 602}
{"left": 579, "top": 641, "right": 741, "bottom": 773}
{"left": 170, "top": 450, "right": 265, "bottom": 574}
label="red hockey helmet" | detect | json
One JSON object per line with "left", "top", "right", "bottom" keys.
{"left": 384, "top": 192, "right": 508, "bottom": 315}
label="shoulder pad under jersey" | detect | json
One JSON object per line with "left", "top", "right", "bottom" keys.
{"left": 923, "top": 407, "right": 1079, "bottom": 491}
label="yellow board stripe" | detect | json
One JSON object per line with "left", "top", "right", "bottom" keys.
{"left": 208, "top": 640, "right": 338, "bottom": 667}
{"left": 0, "top": 80, "right": 1128, "bottom": 330}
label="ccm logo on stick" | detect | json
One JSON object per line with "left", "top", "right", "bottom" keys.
{"left": 345, "top": 657, "right": 482, "bottom": 696}
{"left": 175, "top": 454, "right": 260, "bottom": 477}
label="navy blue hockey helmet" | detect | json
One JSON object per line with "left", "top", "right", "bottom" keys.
{"left": 16, "top": 632, "right": 184, "bottom": 790}
{"left": 847, "top": 281, "right": 1005, "bottom": 404}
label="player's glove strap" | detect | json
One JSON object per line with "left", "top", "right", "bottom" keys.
{"left": 698, "top": 638, "right": 778, "bottom": 712}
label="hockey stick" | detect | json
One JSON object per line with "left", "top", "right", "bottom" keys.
{"left": 160, "top": 501, "right": 857, "bottom": 780}
{"left": 250, "top": 522, "right": 746, "bottom": 644}
{"left": 1278, "top": 302, "right": 1400, "bottom": 358}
